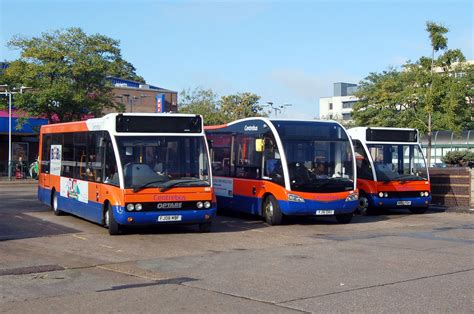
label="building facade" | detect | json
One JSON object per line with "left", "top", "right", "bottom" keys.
{"left": 0, "top": 73, "right": 178, "bottom": 177}
{"left": 319, "top": 82, "right": 358, "bottom": 121}
{"left": 107, "top": 76, "right": 178, "bottom": 113}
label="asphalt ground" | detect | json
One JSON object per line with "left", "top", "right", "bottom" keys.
{"left": 0, "top": 183, "right": 473, "bottom": 313}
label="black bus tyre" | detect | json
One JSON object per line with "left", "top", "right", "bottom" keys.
{"left": 263, "top": 195, "right": 282, "bottom": 226}
{"left": 51, "top": 190, "right": 64, "bottom": 216}
{"left": 335, "top": 213, "right": 353, "bottom": 224}
{"left": 105, "top": 203, "right": 121, "bottom": 235}
{"left": 198, "top": 222, "right": 212, "bottom": 233}
{"left": 357, "top": 193, "right": 369, "bottom": 215}
{"left": 409, "top": 207, "right": 428, "bottom": 214}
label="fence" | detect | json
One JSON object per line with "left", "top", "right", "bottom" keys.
{"left": 429, "top": 167, "right": 473, "bottom": 209}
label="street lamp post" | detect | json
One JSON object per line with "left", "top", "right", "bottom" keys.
{"left": 0, "top": 85, "right": 31, "bottom": 180}
{"left": 266, "top": 102, "right": 293, "bottom": 117}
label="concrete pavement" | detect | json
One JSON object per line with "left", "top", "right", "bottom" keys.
{"left": 0, "top": 183, "right": 472, "bottom": 313}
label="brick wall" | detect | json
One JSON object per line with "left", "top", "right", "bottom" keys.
{"left": 429, "top": 168, "right": 472, "bottom": 208}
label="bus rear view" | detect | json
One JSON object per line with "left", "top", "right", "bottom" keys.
{"left": 348, "top": 127, "right": 431, "bottom": 214}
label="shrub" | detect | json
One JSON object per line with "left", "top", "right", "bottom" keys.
{"left": 441, "top": 150, "right": 474, "bottom": 167}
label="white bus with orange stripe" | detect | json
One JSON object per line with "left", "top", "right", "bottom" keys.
{"left": 38, "top": 113, "right": 216, "bottom": 235}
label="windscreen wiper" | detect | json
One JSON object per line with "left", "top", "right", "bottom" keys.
{"left": 132, "top": 179, "right": 169, "bottom": 193}
{"left": 159, "top": 179, "right": 209, "bottom": 192}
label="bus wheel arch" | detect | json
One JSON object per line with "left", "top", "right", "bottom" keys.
{"left": 51, "top": 189, "right": 64, "bottom": 216}
{"left": 262, "top": 194, "right": 283, "bottom": 226}
{"left": 357, "top": 191, "right": 369, "bottom": 215}
{"left": 103, "top": 201, "right": 121, "bottom": 235}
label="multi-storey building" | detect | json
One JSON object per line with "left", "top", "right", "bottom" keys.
{"left": 319, "top": 82, "right": 358, "bottom": 122}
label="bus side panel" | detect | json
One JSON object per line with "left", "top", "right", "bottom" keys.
{"left": 38, "top": 184, "right": 52, "bottom": 206}
{"left": 232, "top": 178, "right": 264, "bottom": 215}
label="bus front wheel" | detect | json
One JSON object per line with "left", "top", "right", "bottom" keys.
{"left": 335, "top": 213, "right": 353, "bottom": 224}
{"left": 105, "top": 203, "right": 121, "bottom": 235}
{"left": 263, "top": 195, "right": 282, "bottom": 226}
{"left": 198, "top": 222, "right": 212, "bottom": 233}
{"left": 51, "top": 191, "right": 64, "bottom": 216}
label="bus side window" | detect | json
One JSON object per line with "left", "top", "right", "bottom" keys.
{"left": 263, "top": 135, "right": 284, "bottom": 187}
{"left": 41, "top": 134, "right": 51, "bottom": 173}
{"left": 234, "top": 135, "right": 262, "bottom": 179}
{"left": 353, "top": 140, "right": 373, "bottom": 180}
{"left": 103, "top": 132, "right": 119, "bottom": 186}
{"left": 208, "top": 134, "right": 232, "bottom": 177}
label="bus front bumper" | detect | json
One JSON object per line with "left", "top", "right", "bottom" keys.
{"left": 368, "top": 195, "right": 431, "bottom": 208}
{"left": 279, "top": 199, "right": 358, "bottom": 216}
{"left": 113, "top": 206, "right": 216, "bottom": 225}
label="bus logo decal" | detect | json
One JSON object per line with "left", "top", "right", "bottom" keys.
{"left": 244, "top": 125, "right": 258, "bottom": 132}
{"left": 157, "top": 202, "right": 183, "bottom": 209}
{"left": 154, "top": 195, "right": 186, "bottom": 201}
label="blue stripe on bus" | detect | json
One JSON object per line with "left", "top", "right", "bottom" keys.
{"left": 112, "top": 207, "right": 216, "bottom": 225}
{"left": 368, "top": 194, "right": 431, "bottom": 208}
{"left": 216, "top": 194, "right": 358, "bottom": 216}
{"left": 38, "top": 186, "right": 216, "bottom": 226}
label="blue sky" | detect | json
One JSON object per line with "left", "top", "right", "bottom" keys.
{"left": 1, "top": 0, "right": 473, "bottom": 118}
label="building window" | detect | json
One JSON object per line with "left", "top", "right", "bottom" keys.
{"left": 342, "top": 113, "right": 351, "bottom": 120}
{"left": 342, "top": 101, "right": 356, "bottom": 109}
{"left": 329, "top": 103, "right": 333, "bottom": 110}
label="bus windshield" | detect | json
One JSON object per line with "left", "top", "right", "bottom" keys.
{"left": 116, "top": 136, "right": 210, "bottom": 190}
{"left": 273, "top": 121, "right": 355, "bottom": 193}
{"left": 367, "top": 144, "right": 428, "bottom": 181}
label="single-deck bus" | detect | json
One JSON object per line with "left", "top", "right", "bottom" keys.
{"left": 348, "top": 127, "right": 431, "bottom": 214}
{"left": 205, "top": 118, "right": 359, "bottom": 225}
{"left": 38, "top": 113, "right": 216, "bottom": 234}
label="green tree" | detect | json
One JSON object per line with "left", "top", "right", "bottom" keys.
{"left": 220, "top": 92, "right": 267, "bottom": 121}
{"left": 353, "top": 21, "right": 473, "bottom": 165}
{"left": 178, "top": 88, "right": 267, "bottom": 125}
{"left": 178, "top": 87, "right": 226, "bottom": 125}
{"left": 1, "top": 27, "right": 143, "bottom": 122}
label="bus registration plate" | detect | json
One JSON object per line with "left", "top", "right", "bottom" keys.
{"left": 397, "top": 201, "right": 411, "bottom": 206}
{"left": 315, "top": 210, "right": 334, "bottom": 215}
{"left": 158, "top": 215, "right": 182, "bottom": 222}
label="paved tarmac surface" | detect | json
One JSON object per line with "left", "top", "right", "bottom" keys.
{"left": 0, "top": 183, "right": 473, "bottom": 313}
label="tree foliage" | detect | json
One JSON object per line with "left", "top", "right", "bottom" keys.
{"left": 441, "top": 150, "right": 474, "bottom": 167}
{"left": 178, "top": 88, "right": 225, "bottom": 125}
{"left": 353, "top": 22, "right": 473, "bottom": 133}
{"left": 1, "top": 28, "right": 144, "bottom": 122}
{"left": 178, "top": 88, "right": 267, "bottom": 125}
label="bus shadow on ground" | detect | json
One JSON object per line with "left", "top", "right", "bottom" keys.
{"left": 126, "top": 212, "right": 268, "bottom": 235}
{"left": 0, "top": 212, "right": 81, "bottom": 241}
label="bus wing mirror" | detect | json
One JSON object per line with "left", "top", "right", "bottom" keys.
{"left": 255, "top": 139, "right": 264, "bottom": 152}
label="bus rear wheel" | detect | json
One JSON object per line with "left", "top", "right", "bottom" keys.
{"left": 198, "top": 222, "right": 212, "bottom": 233}
{"left": 51, "top": 191, "right": 64, "bottom": 216}
{"left": 263, "top": 195, "right": 282, "bottom": 226}
{"left": 105, "top": 203, "right": 121, "bottom": 235}
{"left": 335, "top": 213, "right": 353, "bottom": 224}
{"left": 357, "top": 193, "right": 369, "bottom": 215}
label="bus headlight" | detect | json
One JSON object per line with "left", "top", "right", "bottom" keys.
{"left": 204, "top": 201, "right": 211, "bottom": 208}
{"left": 135, "top": 203, "right": 143, "bottom": 211}
{"left": 288, "top": 194, "right": 305, "bottom": 202}
{"left": 126, "top": 204, "right": 135, "bottom": 211}
{"left": 424, "top": 191, "right": 429, "bottom": 197}
{"left": 345, "top": 192, "right": 358, "bottom": 202}
{"left": 384, "top": 192, "right": 388, "bottom": 198}
{"left": 378, "top": 192, "right": 384, "bottom": 198}
{"left": 197, "top": 201, "right": 204, "bottom": 209}
{"left": 420, "top": 191, "right": 425, "bottom": 197}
